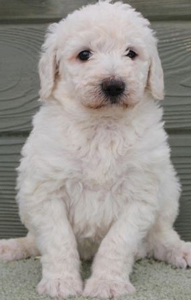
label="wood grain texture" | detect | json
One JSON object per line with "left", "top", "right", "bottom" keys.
{"left": 0, "top": 134, "right": 190, "bottom": 240}
{"left": 0, "top": 0, "right": 190, "bottom": 23}
{"left": 125, "top": 0, "right": 191, "bottom": 21}
{"left": 0, "top": 0, "right": 96, "bottom": 24}
{"left": 0, "top": 22, "right": 191, "bottom": 133}
{"left": 0, "top": 25, "right": 43, "bottom": 133}
{"left": 155, "top": 23, "right": 191, "bottom": 131}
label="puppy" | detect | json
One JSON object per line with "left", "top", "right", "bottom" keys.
{"left": 0, "top": 1, "right": 191, "bottom": 298}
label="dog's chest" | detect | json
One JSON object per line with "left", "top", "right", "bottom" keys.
{"left": 65, "top": 174, "right": 129, "bottom": 258}
{"left": 65, "top": 122, "right": 135, "bottom": 184}
{"left": 63, "top": 125, "right": 135, "bottom": 249}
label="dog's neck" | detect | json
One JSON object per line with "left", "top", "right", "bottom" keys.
{"left": 40, "top": 96, "right": 163, "bottom": 146}
{"left": 44, "top": 95, "right": 162, "bottom": 129}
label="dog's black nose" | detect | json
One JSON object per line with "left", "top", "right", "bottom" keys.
{"left": 101, "top": 78, "right": 125, "bottom": 98}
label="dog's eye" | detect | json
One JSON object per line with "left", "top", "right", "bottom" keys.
{"left": 126, "top": 49, "right": 137, "bottom": 60}
{"left": 78, "top": 50, "right": 92, "bottom": 61}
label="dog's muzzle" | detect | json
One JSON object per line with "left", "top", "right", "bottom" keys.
{"left": 101, "top": 78, "right": 125, "bottom": 103}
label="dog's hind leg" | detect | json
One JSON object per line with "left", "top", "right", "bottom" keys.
{"left": 145, "top": 164, "right": 191, "bottom": 268}
{"left": 147, "top": 223, "right": 191, "bottom": 268}
{"left": 0, "top": 232, "right": 39, "bottom": 261}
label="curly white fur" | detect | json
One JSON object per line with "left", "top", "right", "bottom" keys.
{"left": 0, "top": 1, "right": 191, "bottom": 298}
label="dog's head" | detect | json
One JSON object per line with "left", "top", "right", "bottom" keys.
{"left": 39, "top": 1, "right": 164, "bottom": 111}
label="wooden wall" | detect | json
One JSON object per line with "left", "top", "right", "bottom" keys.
{"left": 0, "top": 0, "right": 191, "bottom": 240}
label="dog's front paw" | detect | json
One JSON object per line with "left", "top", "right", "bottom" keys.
{"left": 83, "top": 277, "right": 136, "bottom": 299}
{"left": 37, "top": 276, "right": 83, "bottom": 298}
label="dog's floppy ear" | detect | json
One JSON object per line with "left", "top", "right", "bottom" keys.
{"left": 39, "top": 23, "right": 58, "bottom": 100}
{"left": 147, "top": 40, "right": 164, "bottom": 100}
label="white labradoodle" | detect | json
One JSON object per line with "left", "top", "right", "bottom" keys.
{"left": 0, "top": 1, "right": 191, "bottom": 298}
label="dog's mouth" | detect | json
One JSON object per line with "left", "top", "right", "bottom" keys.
{"left": 85, "top": 96, "right": 129, "bottom": 110}
{"left": 86, "top": 92, "right": 130, "bottom": 110}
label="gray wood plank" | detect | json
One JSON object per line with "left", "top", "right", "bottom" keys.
{"left": 0, "top": 22, "right": 191, "bottom": 133}
{"left": 170, "top": 134, "right": 191, "bottom": 240}
{"left": 125, "top": 0, "right": 191, "bottom": 21}
{"left": 0, "top": 0, "right": 190, "bottom": 23}
{"left": 156, "top": 23, "right": 191, "bottom": 131}
{"left": 0, "top": 25, "right": 42, "bottom": 133}
{"left": 0, "top": 137, "right": 27, "bottom": 238}
{"left": 0, "top": 0, "right": 96, "bottom": 24}
{"left": 0, "top": 135, "right": 190, "bottom": 240}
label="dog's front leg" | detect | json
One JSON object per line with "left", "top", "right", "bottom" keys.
{"left": 84, "top": 198, "right": 157, "bottom": 298}
{"left": 21, "top": 194, "right": 83, "bottom": 298}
